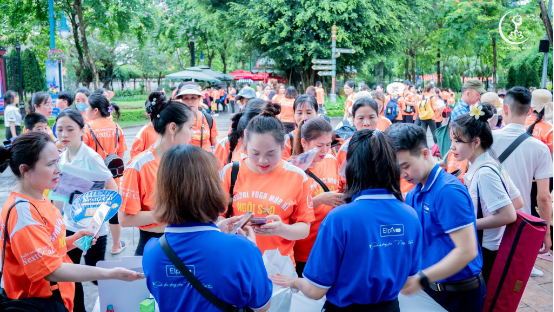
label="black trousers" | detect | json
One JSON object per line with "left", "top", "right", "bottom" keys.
{"left": 424, "top": 275, "right": 486, "bottom": 312}
{"left": 108, "top": 212, "right": 119, "bottom": 224}
{"left": 481, "top": 247, "right": 497, "bottom": 284}
{"left": 66, "top": 230, "right": 108, "bottom": 312}
{"left": 5, "top": 126, "right": 21, "bottom": 141}
{"left": 420, "top": 119, "right": 437, "bottom": 143}
{"left": 323, "top": 298, "right": 399, "bottom": 312}
{"left": 135, "top": 229, "right": 164, "bottom": 256}
{"left": 402, "top": 115, "right": 414, "bottom": 123}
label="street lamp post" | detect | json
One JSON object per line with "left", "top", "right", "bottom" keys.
{"left": 48, "top": 0, "right": 69, "bottom": 93}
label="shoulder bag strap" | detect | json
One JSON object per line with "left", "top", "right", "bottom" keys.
{"left": 159, "top": 235, "right": 235, "bottom": 312}
{"left": 1, "top": 201, "right": 63, "bottom": 300}
{"left": 227, "top": 162, "right": 240, "bottom": 218}
{"left": 114, "top": 123, "right": 119, "bottom": 154}
{"left": 305, "top": 169, "right": 330, "bottom": 192}
{"left": 498, "top": 132, "right": 531, "bottom": 163}
{"left": 87, "top": 124, "right": 106, "bottom": 155}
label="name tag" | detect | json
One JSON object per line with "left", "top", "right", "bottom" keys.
{"left": 380, "top": 224, "right": 404, "bottom": 237}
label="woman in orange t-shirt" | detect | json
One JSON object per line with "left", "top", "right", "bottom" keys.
{"left": 337, "top": 98, "right": 381, "bottom": 168}
{"left": 279, "top": 86, "right": 298, "bottom": 133}
{"left": 282, "top": 95, "right": 320, "bottom": 160}
{"left": 291, "top": 118, "right": 343, "bottom": 275}
{"left": 261, "top": 84, "right": 271, "bottom": 101}
{"left": 214, "top": 107, "right": 261, "bottom": 169}
{"left": 175, "top": 82, "right": 219, "bottom": 152}
{"left": 315, "top": 81, "right": 325, "bottom": 108}
{"left": 74, "top": 87, "right": 92, "bottom": 124}
{"left": 526, "top": 109, "right": 553, "bottom": 154}
{"left": 0, "top": 133, "right": 142, "bottom": 312}
{"left": 272, "top": 83, "right": 286, "bottom": 104}
{"left": 370, "top": 90, "right": 392, "bottom": 131}
{"left": 343, "top": 81, "right": 355, "bottom": 120}
{"left": 119, "top": 99, "right": 196, "bottom": 255}
{"left": 220, "top": 103, "right": 315, "bottom": 262}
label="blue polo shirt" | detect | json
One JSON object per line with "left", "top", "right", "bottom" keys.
{"left": 142, "top": 222, "right": 272, "bottom": 311}
{"left": 405, "top": 165, "right": 483, "bottom": 283}
{"left": 303, "top": 189, "right": 422, "bottom": 307}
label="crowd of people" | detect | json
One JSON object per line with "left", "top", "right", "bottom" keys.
{"left": 0, "top": 77, "right": 552, "bottom": 312}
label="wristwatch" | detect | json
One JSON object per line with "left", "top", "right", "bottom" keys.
{"left": 418, "top": 272, "right": 430, "bottom": 289}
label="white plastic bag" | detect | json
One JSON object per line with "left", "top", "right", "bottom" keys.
{"left": 263, "top": 250, "right": 296, "bottom": 312}
{"left": 288, "top": 147, "right": 319, "bottom": 171}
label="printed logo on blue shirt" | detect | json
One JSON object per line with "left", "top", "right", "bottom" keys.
{"left": 422, "top": 203, "right": 430, "bottom": 213}
{"left": 166, "top": 265, "right": 195, "bottom": 277}
{"left": 380, "top": 224, "right": 404, "bottom": 237}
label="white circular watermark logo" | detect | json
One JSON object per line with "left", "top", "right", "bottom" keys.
{"left": 499, "top": 12, "right": 529, "bottom": 45}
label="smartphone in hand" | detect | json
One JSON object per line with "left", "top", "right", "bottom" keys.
{"left": 250, "top": 217, "right": 268, "bottom": 225}
{"left": 230, "top": 212, "right": 254, "bottom": 234}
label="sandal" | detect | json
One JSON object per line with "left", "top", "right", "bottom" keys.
{"left": 111, "top": 241, "right": 126, "bottom": 255}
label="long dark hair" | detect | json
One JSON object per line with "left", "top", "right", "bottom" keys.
{"left": 227, "top": 107, "right": 261, "bottom": 163}
{"left": 527, "top": 108, "right": 545, "bottom": 135}
{"left": 343, "top": 130, "right": 402, "bottom": 203}
{"left": 56, "top": 109, "right": 85, "bottom": 129}
{"left": 0, "top": 132, "right": 55, "bottom": 178}
{"left": 89, "top": 94, "right": 121, "bottom": 121}
{"left": 149, "top": 98, "right": 195, "bottom": 136}
{"left": 285, "top": 86, "right": 298, "bottom": 99}
{"left": 292, "top": 118, "right": 332, "bottom": 156}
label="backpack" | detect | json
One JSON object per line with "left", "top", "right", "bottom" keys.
{"left": 418, "top": 95, "right": 434, "bottom": 120}
{"left": 87, "top": 124, "right": 125, "bottom": 178}
{"left": 385, "top": 98, "right": 400, "bottom": 120}
{"left": 200, "top": 109, "right": 214, "bottom": 149}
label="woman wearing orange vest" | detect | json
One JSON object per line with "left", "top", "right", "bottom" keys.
{"left": 525, "top": 89, "right": 553, "bottom": 154}
{"left": 272, "top": 83, "right": 286, "bottom": 104}
{"left": 279, "top": 86, "right": 298, "bottom": 133}
{"left": 220, "top": 103, "right": 314, "bottom": 263}
{"left": 0, "top": 133, "right": 143, "bottom": 312}
{"left": 119, "top": 99, "right": 196, "bottom": 255}
{"left": 315, "top": 81, "right": 325, "bottom": 110}
{"left": 291, "top": 118, "right": 343, "bottom": 276}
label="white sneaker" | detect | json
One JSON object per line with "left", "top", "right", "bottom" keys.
{"left": 531, "top": 266, "right": 544, "bottom": 277}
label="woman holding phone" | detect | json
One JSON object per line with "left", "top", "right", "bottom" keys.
{"left": 219, "top": 102, "right": 314, "bottom": 262}
{"left": 119, "top": 97, "right": 196, "bottom": 256}
{"left": 291, "top": 118, "right": 343, "bottom": 276}
{"left": 143, "top": 145, "right": 272, "bottom": 311}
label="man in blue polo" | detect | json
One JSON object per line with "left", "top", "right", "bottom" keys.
{"left": 387, "top": 123, "right": 485, "bottom": 312}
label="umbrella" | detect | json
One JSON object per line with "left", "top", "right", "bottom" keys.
{"left": 186, "top": 65, "right": 235, "bottom": 81}
{"left": 228, "top": 70, "right": 254, "bottom": 80}
{"left": 166, "top": 69, "right": 221, "bottom": 83}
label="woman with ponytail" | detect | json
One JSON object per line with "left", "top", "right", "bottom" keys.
{"left": 525, "top": 89, "right": 553, "bottom": 154}
{"left": 282, "top": 94, "right": 320, "bottom": 160}
{"left": 291, "top": 118, "right": 344, "bottom": 276}
{"left": 450, "top": 104, "right": 522, "bottom": 282}
{"left": 213, "top": 107, "right": 261, "bottom": 169}
{"left": 271, "top": 129, "right": 422, "bottom": 312}
{"left": 219, "top": 102, "right": 314, "bottom": 262}
{"left": 130, "top": 91, "right": 164, "bottom": 159}
{"left": 119, "top": 98, "right": 196, "bottom": 256}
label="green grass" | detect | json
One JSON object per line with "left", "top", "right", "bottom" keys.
{"left": 113, "top": 100, "right": 145, "bottom": 109}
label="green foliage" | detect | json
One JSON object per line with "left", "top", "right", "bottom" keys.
{"left": 21, "top": 49, "right": 46, "bottom": 93}
{"left": 442, "top": 74, "right": 451, "bottom": 90}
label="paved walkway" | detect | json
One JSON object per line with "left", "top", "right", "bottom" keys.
{"left": 0, "top": 111, "right": 551, "bottom": 311}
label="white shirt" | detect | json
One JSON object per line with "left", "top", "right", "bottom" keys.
{"left": 464, "top": 152, "right": 521, "bottom": 250}
{"left": 59, "top": 142, "right": 113, "bottom": 235}
{"left": 4, "top": 105, "right": 22, "bottom": 127}
{"left": 491, "top": 123, "right": 553, "bottom": 214}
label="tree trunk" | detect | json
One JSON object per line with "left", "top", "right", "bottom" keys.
{"left": 411, "top": 54, "right": 416, "bottom": 85}
{"left": 74, "top": 0, "right": 99, "bottom": 89}
{"left": 492, "top": 36, "right": 497, "bottom": 92}
{"left": 437, "top": 45, "right": 441, "bottom": 88}
{"left": 405, "top": 58, "right": 409, "bottom": 80}
{"left": 67, "top": 10, "right": 85, "bottom": 87}
{"left": 158, "top": 72, "right": 162, "bottom": 86}
{"left": 539, "top": 0, "right": 553, "bottom": 46}
{"left": 221, "top": 43, "right": 228, "bottom": 73}
{"left": 207, "top": 49, "right": 215, "bottom": 69}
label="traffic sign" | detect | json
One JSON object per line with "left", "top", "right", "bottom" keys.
{"left": 336, "top": 48, "right": 355, "bottom": 54}
{"left": 312, "top": 59, "right": 332, "bottom": 64}
{"left": 332, "top": 53, "right": 340, "bottom": 58}
{"left": 312, "top": 65, "right": 333, "bottom": 70}
{"left": 318, "top": 71, "right": 333, "bottom": 76}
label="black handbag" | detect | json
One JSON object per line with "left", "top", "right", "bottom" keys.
{"left": 0, "top": 200, "right": 68, "bottom": 312}
{"left": 159, "top": 235, "right": 253, "bottom": 312}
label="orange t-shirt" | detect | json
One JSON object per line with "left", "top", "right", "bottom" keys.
{"left": 399, "top": 91, "right": 417, "bottom": 116}
{"left": 1, "top": 193, "right": 75, "bottom": 312}
{"left": 130, "top": 123, "right": 158, "bottom": 160}
{"left": 83, "top": 118, "right": 127, "bottom": 159}
{"left": 377, "top": 116, "right": 392, "bottom": 131}
{"left": 191, "top": 110, "right": 219, "bottom": 152}
{"left": 315, "top": 87, "right": 325, "bottom": 105}
{"left": 220, "top": 159, "right": 315, "bottom": 261}
{"left": 434, "top": 105, "right": 444, "bottom": 123}
{"left": 120, "top": 148, "right": 162, "bottom": 229}
{"left": 261, "top": 94, "right": 270, "bottom": 101}
{"left": 336, "top": 137, "right": 351, "bottom": 169}
{"left": 294, "top": 155, "right": 343, "bottom": 262}
{"left": 272, "top": 94, "right": 284, "bottom": 104}
{"left": 279, "top": 98, "right": 296, "bottom": 124}
{"left": 344, "top": 93, "right": 355, "bottom": 114}
{"left": 444, "top": 152, "right": 468, "bottom": 180}
{"left": 213, "top": 137, "right": 245, "bottom": 170}
{"left": 400, "top": 178, "right": 415, "bottom": 200}
{"left": 525, "top": 116, "right": 553, "bottom": 154}
{"left": 228, "top": 88, "right": 236, "bottom": 101}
